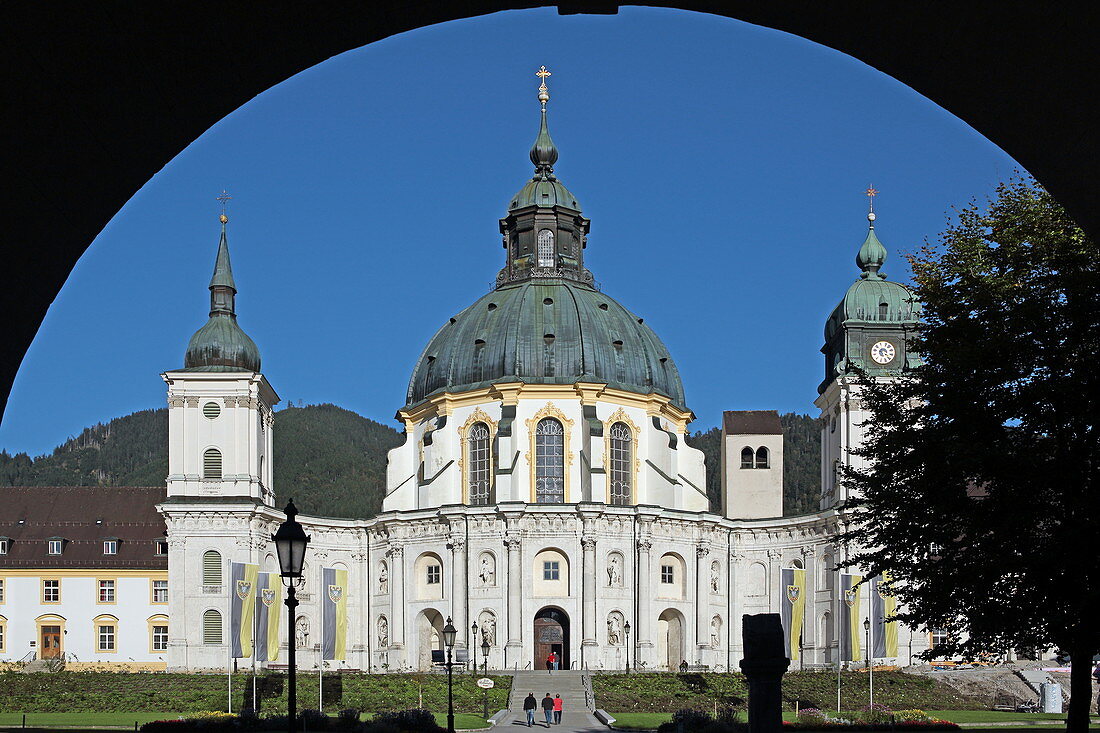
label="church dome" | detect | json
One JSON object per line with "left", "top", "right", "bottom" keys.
{"left": 182, "top": 216, "right": 262, "bottom": 372}
{"left": 405, "top": 279, "right": 685, "bottom": 409}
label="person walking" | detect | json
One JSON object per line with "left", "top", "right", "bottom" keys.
{"left": 541, "top": 693, "right": 554, "bottom": 726}
{"left": 523, "top": 693, "right": 537, "bottom": 727}
{"left": 546, "top": 650, "right": 555, "bottom": 673}
{"left": 553, "top": 694, "right": 563, "bottom": 724}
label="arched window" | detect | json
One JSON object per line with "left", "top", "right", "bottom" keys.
{"left": 534, "top": 418, "right": 565, "bottom": 503}
{"left": 740, "top": 447, "right": 754, "bottom": 469}
{"left": 879, "top": 302, "right": 889, "bottom": 320}
{"left": 202, "top": 550, "right": 222, "bottom": 586}
{"left": 609, "top": 422, "right": 632, "bottom": 505}
{"left": 203, "top": 448, "right": 222, "bottom": 479}
{"left": 202, "top": 609, "right": 222, "bottom": 644}
{"left": 755, "top": 447, "right": 769, "bottom": 469}
{"left": 468, "top": 422, "right": 491, "bottom": 505}
{"left": 537, "top": 229, "right": 555, "bottom": 268}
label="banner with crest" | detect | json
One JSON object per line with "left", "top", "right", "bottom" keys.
{"left": 839, "top": 573, "right": 863, "bottom": 662}
{"left": 253, "top": 571, "right": 281, "bottom": 662}
{"left": 229, "top": 562, "right": 259, "bottom": 658}
{"left": 871, "top": 573, "right": 898, "bottom": 658}
{"left": 321, "top": 567, "right": 348, "bottom": 661}
{"left": 779, "top": 567, "right": 807, "bottom": 659}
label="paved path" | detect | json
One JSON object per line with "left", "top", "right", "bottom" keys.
{"left": 502, "top": 670, "right": 607, "bottom": 733}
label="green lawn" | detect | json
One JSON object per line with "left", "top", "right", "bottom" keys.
{"left": 429, "top": 712, "right": 492, "bottom": 729}
{"left": 609, "top": 710, "right": 1100, "bottom": 731}
{"left": 0, "top": 713, "right": 181, "bottom": 728}
{"left": 609, "top": 712, "right": 673, "bottom": 729}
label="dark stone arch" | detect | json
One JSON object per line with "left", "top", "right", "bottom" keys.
{"left": 2, "top": 4, "right": 1094, "bottom": 418}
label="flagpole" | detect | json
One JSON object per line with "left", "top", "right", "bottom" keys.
{"left": 252, "top": 576, "right": 259, "bottom": 713}
{"left": 318, "top": 565, "right": 323, "bottom": 713}
{"left": 869, "top": 579, "right": 875, "bottom": 709}
{"left": 227, "top": 558, "right": 233, "bottom": 714}
{"left": 836, "top": 570, "right": 841, "bottom": 714}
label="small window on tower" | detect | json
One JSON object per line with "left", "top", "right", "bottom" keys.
{"left": 661, "top": 565, "right": 674, "bottom": 584}
{"left": 426, "top": 564, "right": 441, "bottom": 585}
{"left": 740, "top": 447, "right": 754, "bottom": 469}
{"left": 203, "top": 449, "right": 222, "bottom": 480}
{"left": 203, "top": 402, "right": 221, "bottom": 420}
{"left": 537, "top": 229, "right": 555, "bottom": 268}
{"left": 879, "top": 302, "right": 889, "bottom": 320}
{"left": 543, "top": 561, "right": 560, "bottom": 580}
{"left": 755, "top": 447, "right": 770, "bottom": 469}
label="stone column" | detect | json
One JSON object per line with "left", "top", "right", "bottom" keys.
{"left": 448, "top": 533, "right": 468, "bottom": 656}
{"left": 766, "top": 549, "right": 782, "bottom": 614}
{"left": 387, "top": 544, "right": 405, "bottom": 649}
{"left": 635, "top": 536, "right": 653, "bottom": 664}
{"left": 505, "top": 532, "right": 523, "bottom": 667}
{"left": 729, "top": 552, "right": 746, "bottom": 666}
{"left": 581, "top": 534, "right": 598, "bottom": 659}
{"left": 696, "top": 544, "right": 710, "bottom": 654}
{"left": 740, "top": 613, "right": 790, "bottom": 733}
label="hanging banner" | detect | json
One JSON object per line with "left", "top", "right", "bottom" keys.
{"left": 321, "top": 567, "right": 348, "bottom": 661}
{"left": 254, "top": 571, "right": 281, "bottom": 662}
{"left": 871, "top": 573, "right": 898, "bottom": 659}
{"left": 229, "top": 562, "right": 259, "bottom": 658}
{"left": 779, "top": 568, "right": 807, "bottom": 659}
{"left": 839, "top": 573, "right": 863, "bottom": 662}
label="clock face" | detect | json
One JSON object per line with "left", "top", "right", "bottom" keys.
{"left": 870, "top": 340, "right": 896, "bottom": 364}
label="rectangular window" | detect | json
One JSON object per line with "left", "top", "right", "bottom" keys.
{"left": 43, "top": 579, "right": 60, "bottom": 603}
{"left": 0, "top": 621, "right": 5, "bottom": 652}
{"left": 155, "top": 541, "right": 168, "bottom": 556}
{"left": 152, "top": 580, "right": 169, "bottom": 603}
{"left": 152, "top": 625, "right": 169, "bottom": 652}
{"left": 543, "top": 561, "right": 560, "bottom": 581}
{"left": 0, "top": 578, "right": 5, "bottom": 603}
{"left": 660, "top": 565, "right": 674, "bottom": 584}
{"left": 98, "top": 579, "right": 116, "bottom": 603}
{"left": 98, "top": 624, "right": 115, "bottom": 652}
{"left": 426, "top": 565, "right": 441, "bottom": 585}
{"left": 103, "top": 540, "right": 118, "bottom": 555}
{"left": 47, "top": 539, "right": 63, "bottom": 555}
{"left": 930, "top": 629, "right": 949, "bottom": 648}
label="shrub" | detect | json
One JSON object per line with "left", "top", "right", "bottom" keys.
{"left": 299, "top": 709, "right": 331, "bottom": 731}
{"left": 371, "top": 708, "right": 443, "bottom": 733}
{"left": 337, "top": 709, "right": 362, "bottom": 729}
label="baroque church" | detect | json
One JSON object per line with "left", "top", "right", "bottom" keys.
{"left": 158, "top": 70, "right": 926, "bottom": 673}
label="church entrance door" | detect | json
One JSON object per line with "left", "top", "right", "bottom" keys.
{"left": 40, "top": 626, "right": 62, "bottom": 659}
{"left": 533, "top": 607, "right": 569, "bottom": 670}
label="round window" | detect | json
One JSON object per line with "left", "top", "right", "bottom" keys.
{"left": 202, "top": 401, "right": 221, "bottom": 420}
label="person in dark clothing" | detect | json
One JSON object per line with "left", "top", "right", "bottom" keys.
{"left": 541, "top": 693, "right": 554, "bottom": 726}
{"left": 523, "top": 693, "right": 537, "bottom": 727}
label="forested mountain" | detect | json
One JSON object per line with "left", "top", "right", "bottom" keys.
{"left": 1, "top": 405, "right": 819, "bottom": 518}
{"left": 686, "top": 412, "right": 821, "bottom": 516}
{"left": 0, "top": 404, "right": 404, "bottom": 518}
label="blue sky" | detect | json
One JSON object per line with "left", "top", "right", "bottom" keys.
{"left": 0, "top": 7, "right": 1022, "bottom": 457}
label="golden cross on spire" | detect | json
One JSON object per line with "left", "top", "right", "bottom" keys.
{"left": 865, "top": 185, "right": 878, "bottom": 222}
{"left": 536, "top": 65, "right": 551, "bottom": 106}
{"left": 216, "top": 189, "right": 232, "bottom": 224}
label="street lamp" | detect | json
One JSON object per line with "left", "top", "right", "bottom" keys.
{"left": 443, "top": 617, "right": 457, "bottom": 733}
{"left": 471, "top": 622, "right": 478, "bottom": 672}
{"left": 863, "top": 617, "right": 873, "bottom": 708}
{"left": 481, "top": 639, "right": 491, "bottom": 719}
{"left": 272, "top": 500, "right": 310, "bottom": 733}
{"left": 624, "top": 621, "right": 632, "bottom": 673}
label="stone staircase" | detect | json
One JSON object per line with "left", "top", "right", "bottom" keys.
{"left": 503, "top": 670, "right": 602, "bottom": 730}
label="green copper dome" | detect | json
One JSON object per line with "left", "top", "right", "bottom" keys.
{"left": 405, "top": 280, "right": 685, "bottom": 408}
{"left": 508, "top": 105, "right": 581, "bottom": 211}
{"left": 183, "top": 218, "right": 262, "bottom": 372}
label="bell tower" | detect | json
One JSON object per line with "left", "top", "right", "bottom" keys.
{"left": 815, "top": 191, "right": 920, "bottom": 508}
{"left": 162, "top": 206, "right": 278, "bottom": 505}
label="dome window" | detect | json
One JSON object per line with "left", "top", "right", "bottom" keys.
{"left": 609, "top": 422, "right": 633, "bottom": 506}
{"left": 537, "top": 229, "right": 555, "bottom": 268}
{"left": 544, "top": 334, "right": 555, "bottom": 346}
{"left": 467, "top": 422, "right": 492, "bottom": 506}
{"left": 879, "top": 302, "right": 889, "bottom": 320}
{"left": 599, "top": 303, "right": 609, "bottom": 311}
{"left": 543, "top": 298, "right": 553, "bottom": 305}
{"left": 474, "top": 339, "right": 486, "bottom": 346}
{"left": 487, "top": 303, "right": 497, "bottom": 311}
{"left": 613, "top": 340, "right": 623, "bottom": 348}
{"left": 202, "top": 401, "right": 220, "bottom": 420}
{"left": 534, "top": 418, "right": 565, "bottom": 504}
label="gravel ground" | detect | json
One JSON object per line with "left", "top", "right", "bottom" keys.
{"left": 904, "top": 663, "right": 1099, "bottom": 712}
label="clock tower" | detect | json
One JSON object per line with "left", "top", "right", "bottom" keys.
{"left": 815, "top": 197, "right": 920, "bottom": 508}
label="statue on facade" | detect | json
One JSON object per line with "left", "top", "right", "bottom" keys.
{"left": 378, "top": 562, "right": 388, "bottom": 594}
{"left": 479, "top": 613, "right": 496, "bottom": 646}
{"left": 378, "top": 616, "right": 389, "bottom": 647}
{"left": 479, "top": 553, "right": 495, "bottom": 587}
{"left": 711, "top": 615, "right": 722, "bottom": 648}
{"left": 295, "top": 617, "right": 309, "bottom": 649}
{"left": 711, "top": 560, "right": 721, "bottom": 594}
{"left": 607, "top": 553, "right": 622, "bottom": 587}
{"left": 607, "top": 612, "right": 624, "bottom": 646}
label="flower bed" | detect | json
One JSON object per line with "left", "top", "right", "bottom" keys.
{"left": 784, "top": 706, "right": 959, "bottom": 730}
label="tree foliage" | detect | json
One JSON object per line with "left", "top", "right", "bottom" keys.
{"left": 839, "top": 178, "right": 1099, "bottom": 731}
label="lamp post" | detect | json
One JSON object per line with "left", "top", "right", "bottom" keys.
{"left": 272, "top": 500, "right": 310, "bottom": 733}
{"left": 481, "top": 639, "right": 491, "bottom": 719}
{"left": 863, "top": 617, "right": 873, "bottom": 709}
{"left": 624, "top": 621, "right": 632, "bottom": 673}
{"left": 471, "top": 622, "right": 478, "bottom": 673}
{"left": 443, "top": 617, "right": 457, "bottom": 733}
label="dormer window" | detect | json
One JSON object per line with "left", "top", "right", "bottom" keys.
{"left": 155, "top": 540, "right": 169, "bottom": 556}
{"left": 47, "top": 538, "right": 64, "bottom": 555}
{"left": 0, "top": 537, "right": 9, "bottom": 555}
{"left": 103, "top": 539, "right": 118, "bottom": 555}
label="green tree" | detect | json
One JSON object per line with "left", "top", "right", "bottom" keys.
{"left": 840, "top": 178, "right": 1099, "bottom": 731}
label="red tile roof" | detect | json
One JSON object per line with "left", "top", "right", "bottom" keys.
{"left": 722, "top": 410, "right": 783, "bottom": 435}
{"left": 0, "top": 486, "right": 167, "bottom": 569}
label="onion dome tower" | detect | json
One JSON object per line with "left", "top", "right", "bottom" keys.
{"left": 819, "top": 191, "right": 921, "bottom": 392}
{"left": 183, "top": 213, "right": 262, "bottom": 372}
{"left": 405, "top": 68, "right": 685, "bottom": 410}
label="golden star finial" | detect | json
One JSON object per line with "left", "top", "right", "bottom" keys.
{"left": 536, "top": 65, "right": 551, "bottom": 106}
{"left": 216, "top": 189, "right": 232, "bottom": 223}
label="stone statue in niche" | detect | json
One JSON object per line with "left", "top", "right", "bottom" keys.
{"left": 378, "top": 562, "right": 389, "bottom": 594}
{"left": 479, "top": 612, "right": 496, "bottom": 647}
{"left": 479, "top": 553, "right": 496, "bottom": 587}
{"left": 607, "top": 611, "right": 625, "bottom": 646}
{"left": 711, "top": 560, "right": 721, "bottom": 594}
{"left": 711, "top": 615, "right": 722, "bottom": 648}
{"left": 607, "top": 553, "right": 623, "bottom": 587}
{"left": 377, "top": 616, "right": 389, "bottom": 647}
{"left": 295, "top": 617, "right": 309, "bottom": 649}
